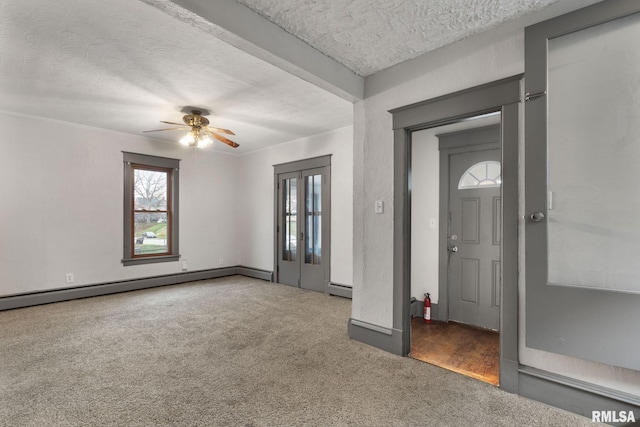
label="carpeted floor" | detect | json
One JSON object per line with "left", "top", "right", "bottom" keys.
{"left": 0, "top": 276, "right": 595, "bottom": 426}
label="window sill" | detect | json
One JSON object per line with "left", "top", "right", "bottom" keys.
{"left": 122, "top": 255, "right": 180, "bottom": 266}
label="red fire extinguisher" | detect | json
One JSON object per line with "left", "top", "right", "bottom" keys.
{"left": 423, "top": 293, "right": 432, "bottom": 323}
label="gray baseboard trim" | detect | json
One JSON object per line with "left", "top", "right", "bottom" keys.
{"left": 519, "top": 366, "right": 640, "bottom": 422}
{"left": 347, "top": 318, "right": 404, "bottom": 356}
{"left": 499, "top": 358, "right": 519, "bottom": 395}
{"left": 238, "top": 266, "right": 273, "bottom": 282}
{"left": 328, "top": 282, "right": 352, "bottom": 299}
{"left": 0, "top": 266, "right": 273, "bottom": 311}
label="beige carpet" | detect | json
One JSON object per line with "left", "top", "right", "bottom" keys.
{"left": 0, "top": 276, "right": 594, "bottom": 426}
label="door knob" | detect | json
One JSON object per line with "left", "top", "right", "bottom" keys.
{"left": 448, "top": 246, "right": 458, "bottom": 253}
{"left": 529, "top": 212, "right": 545, "bottom": 223}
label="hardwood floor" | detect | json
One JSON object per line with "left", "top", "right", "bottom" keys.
{"left": 410, "top": 317, "right": 499, "bottom": 386}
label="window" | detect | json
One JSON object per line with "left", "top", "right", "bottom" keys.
{"left": 283, "top": 177, "right": 297, "bottom": 262}
{"left": 305, "top": 174, "right": 322, "bottom": 265}
{"left": 458, "top": 161, "right": 501, "bottom": 189}
{"left": 122, "top": 152, "right": 180, "bottom": 266}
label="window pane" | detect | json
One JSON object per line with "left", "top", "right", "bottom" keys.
{"left": 134, "top": 212, "right": 169, "bottom": 255}
{"left": 458, "top": 161, "right": 501, "bottom": 189}
{"left": 134, "top": 169, "right": 167, "bottom": 210}
{"left": 547, "top": 12, "right": 640, "bottom": 293}
{"left": 283, "top": 178, "right": 297, "bottom": 261}
{"left": 305, "top": 174, "right": 322, "bottom": 265}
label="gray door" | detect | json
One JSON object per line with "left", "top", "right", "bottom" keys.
{"left": 524, "top": 2, "right": 640, "bottom": 370}
{"left": 448, "top": 148, "right": 501, "bottom": 330}
{"left": 299, "top": 168, "right": 325, "bottom": 292}
{"left": 277, "top": 171, "right": 300, "bottom": 287}
{"left": 275, "top": 158, "right": 331, "bottom": 293}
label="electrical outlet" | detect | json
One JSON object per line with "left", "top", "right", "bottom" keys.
{"left": 181, "top": 260, "right": 188, "bottom": 271}
{"left": 65, "top": 273, "right": 74, "bottom": 283}
{"left": 219, "top": 258, "right": 224, "bottom": 266}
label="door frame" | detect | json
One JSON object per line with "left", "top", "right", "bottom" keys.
{"left": 390, "top": 75, "right": 521, "bottom": 393}
{"left": 438, "top": 125, "right": 500, "bottom": 326}
{"left": 273, "top": 155, "right": 332, "bottom": 292}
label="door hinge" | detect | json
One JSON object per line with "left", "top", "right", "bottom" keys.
{"left": 524, "top": 90, "right": 546, "bottom": 102}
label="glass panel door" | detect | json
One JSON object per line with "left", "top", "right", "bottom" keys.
{"left": 305, "top": 174, "right": 322, "bottom": 265}
{"left": 277, "top": 171, "right": 300, "bottom": 287}
{"left": 300, "top": 168, "right": 328, "bottom": 293}
{"left": 275, "top": 160, "right": 330, "bottom": 293}
{"left": 283, "top": 177, "right": 297, "bottom": 262}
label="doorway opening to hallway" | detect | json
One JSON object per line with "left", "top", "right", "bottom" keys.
{"left": 409, "top": 113, "right": 502, "bottom": 386}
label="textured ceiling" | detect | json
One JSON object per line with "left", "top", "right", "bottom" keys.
{"left": 0, "top": 0, "right": 580, "bottom": 153}
{"left": 235, "top": 0, "right": 560, "bottom": 76}
{"left": 0, "top": 0, "right": 353, "bottom": 153}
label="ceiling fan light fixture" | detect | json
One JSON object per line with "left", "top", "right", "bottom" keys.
{"left": 144, "top": 109, "right": 239, "bottom": 149}
{"left": 196, "top": 132, "right": 213, "bottom": 149}
{"left": 179, "top": 131, "right": 195, "bottom": 146}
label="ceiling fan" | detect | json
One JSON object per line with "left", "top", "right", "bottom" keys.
{"left": 144, "top": 109, "right": 239, "bottom": 148}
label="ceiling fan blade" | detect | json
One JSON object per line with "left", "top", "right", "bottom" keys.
{"left": 209, "top": 131, "right": 240, "bottom": 148}
{"left": 160, "top": 121, "right": 189, "bottom": 127}
{"left": 206, "top": 126, "right": 235, "bottom": 135}
{"left": 143, "top": 127, "right": 186, "bottom": 133}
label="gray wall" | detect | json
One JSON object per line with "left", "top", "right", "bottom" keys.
{"left": 351, "top": 0, "right": 640, "bottom": 396}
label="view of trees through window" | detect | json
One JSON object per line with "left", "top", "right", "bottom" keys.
{"left": 133, "top": 167, "right": 170, "bottom": 255}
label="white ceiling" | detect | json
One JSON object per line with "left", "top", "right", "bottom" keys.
{"left": 0, "top": 0, "right": 583, "bottom": 154}
{"left": 235, "top": 0, "right": 560, "bottom": 76}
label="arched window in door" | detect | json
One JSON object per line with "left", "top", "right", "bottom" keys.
{"left": 458, "top": 160, "right": 501, "bottom": 189}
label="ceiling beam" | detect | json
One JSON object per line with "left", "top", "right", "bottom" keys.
{"left": 142, "top": 0, "right": 363, "bottom": 102}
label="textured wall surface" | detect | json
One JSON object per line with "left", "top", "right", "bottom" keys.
{"left": 236, "top": 0, "right": 560, "bottom": 76}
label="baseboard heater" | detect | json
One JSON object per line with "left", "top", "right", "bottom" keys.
{"left": 328, "top": 282, "right": 352, "bottom": 299}
{"left": 0, "top": 266, "right": 272, "bottom": 311}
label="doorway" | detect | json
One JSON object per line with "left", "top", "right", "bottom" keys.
{"left": 410, "top": 117, "right": 501, "bottom": 385}
{"left": 389, "top": 75, "right": 521, "bottom": 393}
{"left": 274, "top": 156, "right": 331, "bottom": 293}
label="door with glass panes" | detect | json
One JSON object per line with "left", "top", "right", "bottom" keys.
{"left": 276, "top": 158, "right": 330, "bottom": 293}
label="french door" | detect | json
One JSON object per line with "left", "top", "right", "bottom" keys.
{"left": 275, "top": 156, "right": 331, "bottom": 293}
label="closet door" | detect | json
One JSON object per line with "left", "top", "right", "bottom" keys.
{"left": 275, "top": 156, "right": 331, "bottom": 292}
{"left": 524, "top": 1, "right": 640, "bottom": 370}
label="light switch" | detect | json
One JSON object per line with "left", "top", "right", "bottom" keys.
{"left": 375, "top": 200, "right": 384, "bottom": 214}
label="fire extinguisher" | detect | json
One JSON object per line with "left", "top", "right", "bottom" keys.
{"left": 423, "top": 293, "right": 432, "bottom": 323}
